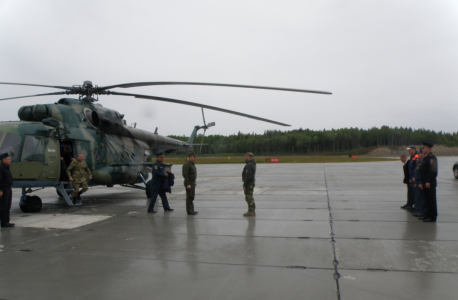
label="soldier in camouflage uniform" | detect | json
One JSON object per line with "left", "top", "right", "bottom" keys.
{"left": 182, "top": 152, "right": 197, "bottom": 215}
{"left": 67, "top": 153, "right": 92, "bottom": 202}
{"left": 242, "top": 152, "right": 256, "bottom": 216}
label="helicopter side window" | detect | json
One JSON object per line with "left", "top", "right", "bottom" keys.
{"left": 0, "top": 132, "right": 21, "bottom": 161}
{"left": 21, "top": 135, "right": 45, "bottom": 162}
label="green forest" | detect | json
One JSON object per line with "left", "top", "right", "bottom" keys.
{"left": 169, "top": 126, "right": 458, "bottom": 155}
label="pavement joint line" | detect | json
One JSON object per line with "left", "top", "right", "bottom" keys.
{"left": 335, "top": 237, "right": 458, "bottom": 242}
{"left": 6, "top": 229, "right": 70, "bottom": 249}
{"left": 336, "top": 266, "right": 458, "bottom": 275}
{"left": 333, "top": 220, "right": 458, "bottom": 223}
{"left": 143, "top": 216, "right": 324, "bottom": 223}
{"left": 4, "top": 246, "right": 338, "bottom": 271}
{"left": 323, "top": 164, "right": 341, "bottom": 300}
{"left": 135, "top": 216, "right": 331, "bottom": 222}
{"left": 144, "top": 207, "right": 330, "bottom": 210}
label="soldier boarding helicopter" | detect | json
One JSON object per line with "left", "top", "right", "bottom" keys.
{"left": 0, "top": 80, "right": 331, "bottom": 212}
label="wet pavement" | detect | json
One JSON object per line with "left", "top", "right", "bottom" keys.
{"left": 1, "top": 157, "right": 458, "bottom": 299}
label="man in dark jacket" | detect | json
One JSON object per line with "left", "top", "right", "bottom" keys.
{"left": 400, "top": 154, "right": 410, "bottom": 209}
{"left": 403, "top": 145, "right": 418, "bottom": 211}
{"left": 0, "top": 153, "right": 14, "bottom": 227}
{"left": 242, "top": 152, "right": 256, "bottom": 217}
{"left": 412, "top": 150, "right": 427, "bottom": 218}
{"left": 182, "top": 152, "right": 197, "bottom": 215}
{"left": 420, "top": 142, "right": 438, "bottom": 222}
{"left": 147, "top": 153, "right": 173, "bottom": 213}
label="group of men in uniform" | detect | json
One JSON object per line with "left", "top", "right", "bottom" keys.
{"left": 147, "top": 152, "right": 257, "bottom": 216}
{"left": 400, "top": 142, "right": 438, "bottom": 222}
{"left": 0, "top": 151, "right": 94, "bottom": 228}
{"left": 0, "top": 148, "right": 257, "bottom": 228}
{"left": 0, "top": 140, "right": 443, "bottom": 227}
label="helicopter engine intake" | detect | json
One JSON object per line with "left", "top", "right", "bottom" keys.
{"left": 18, "top": 104, "right": 53, "bottom": 122}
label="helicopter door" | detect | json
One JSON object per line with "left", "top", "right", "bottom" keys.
{"left": 42, "top": 137, "right": 60, "bottom": 181}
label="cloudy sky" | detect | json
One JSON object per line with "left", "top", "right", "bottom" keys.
{"left": 1, "top": 0, "right": 457, "bottom": 136}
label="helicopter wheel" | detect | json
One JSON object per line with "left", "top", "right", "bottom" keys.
{"left": 19, "top": 196, "right": 31, "bottom": 213}
{"left": 146, "top": 180, "right": 152, "bottom": 199}
{"left": 27, "top": 196, "right": 42, "bottom": 213}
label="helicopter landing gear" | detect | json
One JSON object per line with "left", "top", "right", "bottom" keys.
{"left": 27, "top": 196, "right": 42, "bottom": 212}
{"left": 19, "top": 196, "right": 30, "bottom": 213}
{"left": 19, "top": 195, "right": 42, "bottom": 213}
{"left": 19, "top": 187, "right": 45, "bottom": 213}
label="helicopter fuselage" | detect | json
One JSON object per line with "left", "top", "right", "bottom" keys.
{"left": 0, "top": 98, "right": 192, "bottom": 190}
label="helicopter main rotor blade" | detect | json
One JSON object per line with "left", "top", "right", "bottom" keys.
{"left": 0, "top": 82, "right": 71, "bottom": 90}
{"left": 109, "top": 91, "right": 291, "bottom": 126}
{"left": 99, "top": 82, "right": 332, "bottom": 95}
{"left": 0, "top": 91, "right": 69, "bottom": 101}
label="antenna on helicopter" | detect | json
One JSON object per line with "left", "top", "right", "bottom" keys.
{"left": 199, "top": 108, "right": 215, "bottom": 153}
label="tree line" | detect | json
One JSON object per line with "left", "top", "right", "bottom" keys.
{"left": 168, "top": 126, "right": 458, "bottom": 155}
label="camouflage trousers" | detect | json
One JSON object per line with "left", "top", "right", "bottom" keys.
{"left": 73, "top": 181, "right": 88, "bottom": 198}
{"left": 244, "top": 182, "right": 256, "bottom": 211}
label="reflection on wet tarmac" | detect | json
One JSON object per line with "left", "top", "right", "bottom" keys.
{"left": 2, "top": 158, "right": 458, "bottom": 299}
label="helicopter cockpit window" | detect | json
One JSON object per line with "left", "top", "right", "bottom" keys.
{"left": 22, "top": 135, "right": 45, "bottom": 162}
{"left": 0, "top": 132, "right": 21, "bottom": 161}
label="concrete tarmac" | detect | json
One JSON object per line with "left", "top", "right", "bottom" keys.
{"left": 1, "top": 157, "right": 458, "bottom": 299}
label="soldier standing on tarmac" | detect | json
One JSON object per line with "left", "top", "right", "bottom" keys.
{"left": 242, "top": 152, "right": 256, "bottom": 217}
{"left": 67, "top": 153, "right": 92, "bottom": 203}
{"left": 420, "top": 142, "right": 438, "bottom": 222}
{"left": 182, "top": 152, "right": 197, "bottom": 215}
{"left": 147, "top": 153, "right": 173, "bottom": 213}
{"left": 0, "top": 153, "right": 14, "bottom": 227}
{"left": 400, "top": 154, "right": 410, "bottom": 209}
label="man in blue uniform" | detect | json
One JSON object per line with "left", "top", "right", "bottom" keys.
{"left": 404, "top": 145, "right": 418, "bottom": 212}
{"left": 0, "top": 153, "right": 14, "bottom": 228}
{"left": 147, "top": 153, "right": 173, "bottom": 213}
{"left": 412, "top": 149, "right": 426, "bottom": 218}
{"left": 400, "top": 154, "right": 410, "bottom": 209}
{"left": 420, "top": 142, "right": 438, "bottom": 222}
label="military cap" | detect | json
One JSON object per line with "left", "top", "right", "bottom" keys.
{"left": 188, "top": 152, "right": 196, "bottom": 157}
{"left": 157, "top": 153, "right": 164, "bottom": 158}
{"left": 422, "top": 142, "right": 434, "bottom": 148}
{"left": 245, "top": 152, "right": 254, "bottom": 158}
{"left": 406, "top": 145, "right": 416, "bottom": 150}
{"left": 0, "top": 153, "right": 10, "bottom": 160}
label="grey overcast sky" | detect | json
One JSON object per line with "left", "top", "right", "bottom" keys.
{"left": 1, "top": 0, "right": 457, "bottom": 136}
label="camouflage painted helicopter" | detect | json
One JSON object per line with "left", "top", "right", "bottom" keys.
{"left": 0, "top": 81, "right": 331, "bottom": 212}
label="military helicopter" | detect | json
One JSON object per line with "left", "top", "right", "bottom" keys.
{"left": 0, "top": 81, "right": 331, "bottom": 212}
